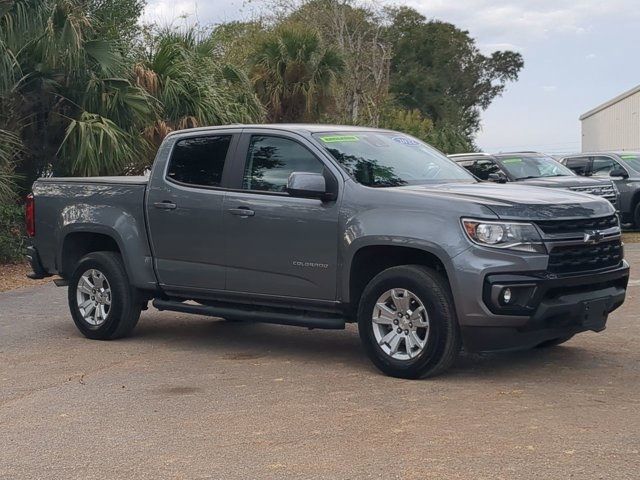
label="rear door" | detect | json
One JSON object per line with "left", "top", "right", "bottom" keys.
{"left": 222, "top": 130, "right": 341, "bottom": 301}
{"left": 146, "top": 130, "right": 240, "bottom": 292}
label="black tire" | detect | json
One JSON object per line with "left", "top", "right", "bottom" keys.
{"left": 68, "top": 251, "right": 141, "bottom": 340}
{"left": 536, "top": 334, "right": 574, "bottom": 348}
{"left": 357, "top": 265, "right": 461, "bottom": 379}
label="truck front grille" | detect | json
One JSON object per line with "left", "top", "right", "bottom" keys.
{"left": 535, "top": 215, "right": 619, "bottom": 235}
{"left": 547, "top": 239, "right": 623, "bottom": 274}
{"left": 568, "top": 184, "right": 617, "bottom": 205}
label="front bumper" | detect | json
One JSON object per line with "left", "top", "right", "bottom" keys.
{"left": 458, "top": 261, "right": 629, "bottom": 352}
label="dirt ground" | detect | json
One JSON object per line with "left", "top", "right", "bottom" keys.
{"left": 0, "top": 262, "right": 52, "bottom": 292}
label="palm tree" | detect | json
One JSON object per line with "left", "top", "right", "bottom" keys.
{"left": 250, "top": 27, "right": 345, "bottom": 122}
{"left": 0, "top": 0, "right": 156, "bottom": 183}
{"left": 0, "top": 2, "right": 265, "bottom": 187}
{"left": 130, "top": 27, "right": 266, "bottom": 166}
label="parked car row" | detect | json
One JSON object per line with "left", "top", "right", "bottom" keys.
{"left": 449, "top": 151, "right": 640, "bottom": 228}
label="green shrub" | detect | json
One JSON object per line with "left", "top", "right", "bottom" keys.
{"left": 0, "top": 203, "right": 26, "bottom": 263}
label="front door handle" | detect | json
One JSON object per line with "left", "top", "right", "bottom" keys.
{"left": 154, "top": 201, "right": 177, "bottom": 210}
{"left": 228, "top": 207, "right": 255, "bottom": 217}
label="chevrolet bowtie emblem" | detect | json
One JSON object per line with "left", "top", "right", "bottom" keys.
{"left": 584, "top": 230, "right": 604, "bottom": 244}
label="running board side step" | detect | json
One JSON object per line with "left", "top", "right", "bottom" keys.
{"left": 152, "top": 299, "right": 346, "bottom": 330}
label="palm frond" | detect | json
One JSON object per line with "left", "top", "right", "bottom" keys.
{"left": 57, "top": 112, "right": 136, "bottom": 176}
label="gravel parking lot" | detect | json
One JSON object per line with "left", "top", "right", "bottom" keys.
{"left": 1, "top": 247, "right": 639, "bottom": 479}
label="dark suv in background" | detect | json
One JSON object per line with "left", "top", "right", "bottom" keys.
{"left": 559, "top": 152, "right": 640, "bottom": 228}
{"left": 449, "top": 152, "right": 619, "bottom": 208}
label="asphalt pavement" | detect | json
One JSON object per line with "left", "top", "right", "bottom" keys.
{"left": 1, "top": 247, "right": 639, "bottom": 479}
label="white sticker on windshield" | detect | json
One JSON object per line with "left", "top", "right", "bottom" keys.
{"left": 392, "top": 136, "right": 419, "bottom": 146}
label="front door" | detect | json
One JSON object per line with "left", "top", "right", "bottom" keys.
{"left": 223, "top": 131, "right": 341, "bottom": 301}
{"left": 146, "top": 131, "right": 238, "bottom": 291}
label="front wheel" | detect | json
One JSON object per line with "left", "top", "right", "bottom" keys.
{"left": 68, "top": 251, "right": 141, "bottom": 340}
{"left": 357, "top": 265, "right": 461, "bottom": 379}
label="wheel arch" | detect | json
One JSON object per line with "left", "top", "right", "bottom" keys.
{"left": 343, "top": 239, "right": 455, "bottom": 314}
{"left": 59, "top": 227, "right": 126, "bottom": 278}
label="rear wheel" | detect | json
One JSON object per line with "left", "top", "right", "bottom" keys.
{"left": 357, "top": 265, "right": 461, "bottom": 379}
{"left": 68, "top": 251, "right": 141, "bottom": 340}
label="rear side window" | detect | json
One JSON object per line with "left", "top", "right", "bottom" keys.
{"left": 564, "top": 157, "right": 589, "bottom": 175}
{"left": 167, "top": 135, "right": 232, "bottom": 187}
{"left": 243, "top": 135, "right": 324, "bottom": 192}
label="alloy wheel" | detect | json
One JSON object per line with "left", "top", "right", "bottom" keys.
{"left": 371, "top": 288, "right": 429, "bottom": 361}
{"left": 76, "top": 269, "right": 112, "bottom": 326}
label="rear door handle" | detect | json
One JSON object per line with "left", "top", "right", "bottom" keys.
{"left": 153, "top": 201, "right": 177, "bottom": 210}
{"left": 228, "top": 207, "right": 255, "bottom": 217}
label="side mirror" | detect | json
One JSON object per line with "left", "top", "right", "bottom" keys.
{"left": 488, "top": 172, "right": 507, "bottom": 183}
{"left": 610, "top": 167, "right": 629, "bottom": 179}
{"left": 286, "top": 172, "right": 328, "bottom": 199}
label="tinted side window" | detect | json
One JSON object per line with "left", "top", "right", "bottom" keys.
{"left": 473, "top": 159, "right": 502, "bottom": 180}
{"left": 243, "top": 136, "right": 324, "bottom": 192}
{"left": 564, "top": 157, "right": 589, "bottom": 176}
{"left": 592, "top": 156, "right": 618, "bottom": 177}
{"left": 167, "top": 136, "right": 232, "bottom": 187}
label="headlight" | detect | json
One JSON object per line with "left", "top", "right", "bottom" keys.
{"left": 461, "top": 219, "right": 546, "bottom": 253}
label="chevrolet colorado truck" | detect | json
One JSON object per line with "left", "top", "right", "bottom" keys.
{"left": 26, "top": 125, "right": 630, "bottom": 378}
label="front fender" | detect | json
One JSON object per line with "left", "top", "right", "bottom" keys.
{"left": 340, "top": 235, "right": 463, "bottom": 300}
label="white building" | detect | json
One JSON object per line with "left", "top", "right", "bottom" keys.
{"left": 580, "top": 84, "right": 640, "bottom": 152}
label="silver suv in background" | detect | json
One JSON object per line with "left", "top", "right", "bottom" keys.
{"left": 449, "top": 152, "right": 619, "bottom": 208}
{"left": 559, "top": 152, "right": 640, "bottom": 228}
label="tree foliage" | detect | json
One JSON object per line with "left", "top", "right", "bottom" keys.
{"left": 385, "top": 7, "right": 524, "bottom": 142}
{"left": 285, "top": 0, "right": 391, "bottom": 126}
{"left": 250, "top": 26, "right": 344, "bottom": 122}
{"left": 0, "top": 0, "right": 265, "bottom": 196}
{"left": 0, "top": 0, "right": 524, "bottom": 202}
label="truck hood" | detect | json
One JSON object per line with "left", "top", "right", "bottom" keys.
{"left": 395, "top": 182, "right": 614, "bottom": 220}
{"left": 514, "top": 175, "right": 612, "bottom": 188}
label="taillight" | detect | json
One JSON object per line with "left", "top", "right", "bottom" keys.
{"left": 25, "top": 193, "right": 35, "bottom": 237}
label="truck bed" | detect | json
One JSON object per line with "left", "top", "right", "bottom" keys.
{"left": 32, "top": 176, "right": 156, "bottom": 289}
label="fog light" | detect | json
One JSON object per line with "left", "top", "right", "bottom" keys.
{"left": 502, "top": 288, "right": 512, "bottom": 304}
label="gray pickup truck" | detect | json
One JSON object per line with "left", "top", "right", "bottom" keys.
{"left": 26, "top": 125, "right": 630, "bottom": 378}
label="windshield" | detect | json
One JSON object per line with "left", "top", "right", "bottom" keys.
{"left": 312, "top": 132, "right": 475, "bottom": 187}
{"left": 495, "top": 155, "right": 575, "bottom": 180}
{"left": 618, "top": 153, "right": 640, "bottom": 173}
